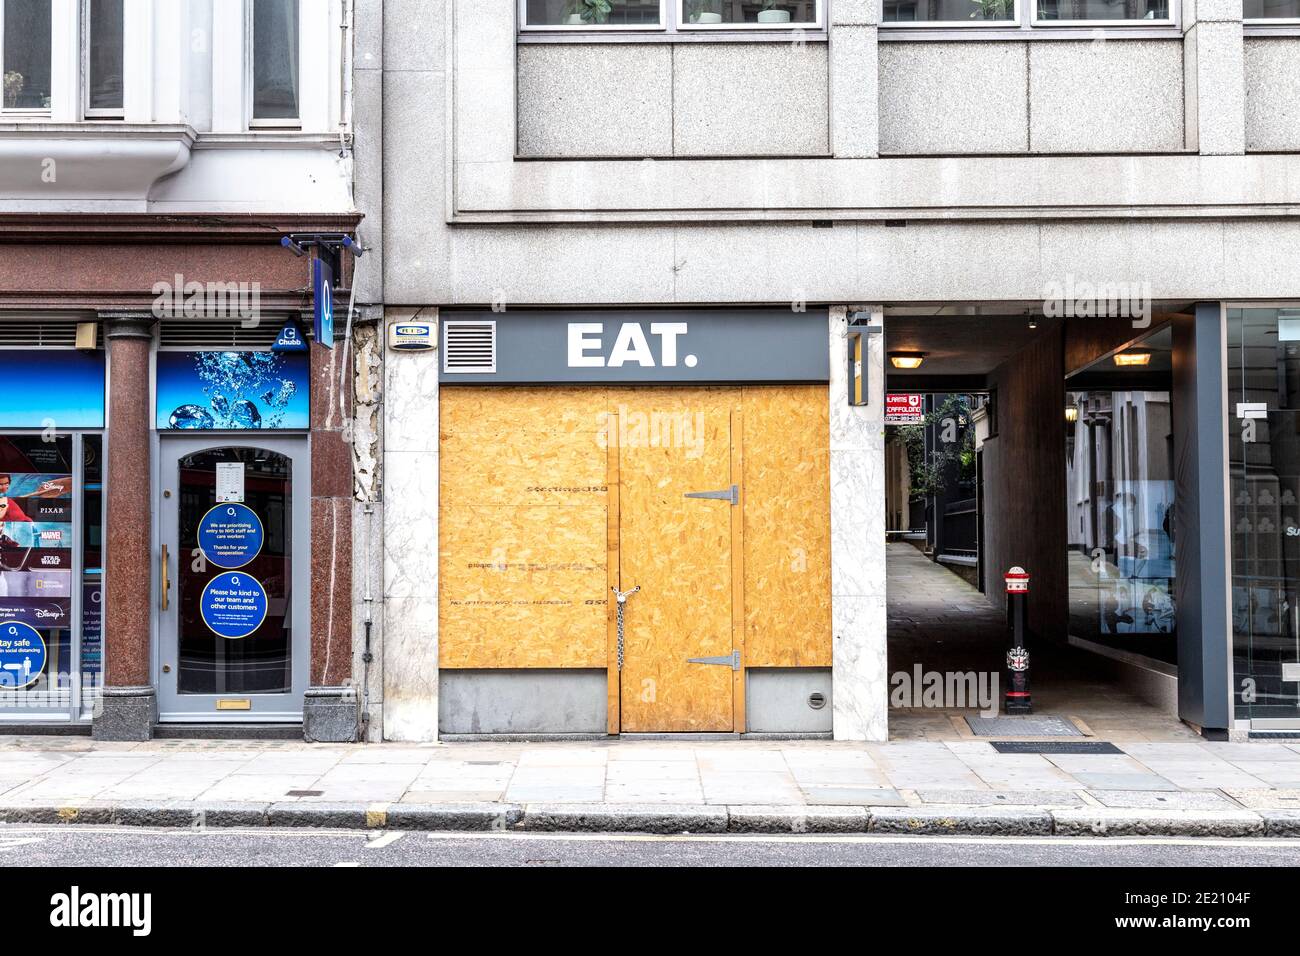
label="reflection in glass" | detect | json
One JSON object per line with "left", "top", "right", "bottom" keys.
{"left": 884, "top": 0, "right": 1013, "bottom": 21}
{"left": 2, "top": 0, "right": 52, "bottom": 109}
{"left": 1066, "top": 390, "right": 1176, "bottom": 659}
{"left": 524, "top": 0, "right": 664, "bottom": 25}
{"left": 682, "top": 0, "right": 818, "bottom": 23}
{"left": 1037, "top": 0, "right": 1169, "bottom": 18}
{"left": 1229, "top": 308, "right": 1300, "bottom": 721}
{"left": 87, "top": 0, "right": 124, "bottom": 111}
{"left": 177, "top": 448, "right": 292, "bottom": 694}
{"left": 1244, "top": 0, "right": 1300, "bottom": 16}
{"left": 252, "top": 0, "right": 299, "bottom": 120}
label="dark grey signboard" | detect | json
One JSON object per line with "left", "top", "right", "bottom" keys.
{"left": 438, "top": 308, "right": 829, "bottom": 384}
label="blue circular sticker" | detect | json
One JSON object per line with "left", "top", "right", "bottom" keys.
{"left": 200, "top": 572, "right": 269, "bottom": 640}
{"left": 197, "top": 504, "right": 264, "bottom": 569}
{"left": 0, "top": 620, "right": 47, "bottom": 690}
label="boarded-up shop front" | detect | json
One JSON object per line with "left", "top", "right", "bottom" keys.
{"left": 437, "top": 310, "right": 833, "bottom": 735}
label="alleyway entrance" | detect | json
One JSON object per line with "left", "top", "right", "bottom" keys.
{"left": 886, "top": 543, "right": 1195, "bottom": 742}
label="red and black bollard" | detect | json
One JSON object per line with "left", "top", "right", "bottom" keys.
{"left": 1004, "top": 566, "right": 1032, "bottom": 715}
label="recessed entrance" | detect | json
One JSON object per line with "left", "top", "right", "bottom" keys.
{"left": 157, "top": 439, "right": 309, "bottom": 721}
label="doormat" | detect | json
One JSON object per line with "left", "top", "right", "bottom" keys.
{"left": 965, "top": 715, "right": 1083, "bottom": 737}
{"left": 990, "top": 741, "right": 1123, "bottom": 755}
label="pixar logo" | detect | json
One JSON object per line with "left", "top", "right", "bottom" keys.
{"left": 567, "top": 322, "right": 697, "bottom": 369}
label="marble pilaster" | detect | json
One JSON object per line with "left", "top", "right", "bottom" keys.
{"left": 828, "top": 306, "right": 888, "bottom": 741}
{"left": 382, "top": 308, "right": 441, "bottom": 741}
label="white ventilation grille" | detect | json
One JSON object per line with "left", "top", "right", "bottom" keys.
{"left": 158, "top": 321, "right": 282, "bottom": 350}
{"left": 442, "top": 320, "right": 496, "bottom": 373}
{"left": 0, "top": 321, "right": 83, "bottom": 347}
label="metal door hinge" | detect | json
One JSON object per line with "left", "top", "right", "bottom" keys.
{"left": 684, "top": 484, "right": 738, "bottom": 506}
{"left": 687, "top": 650, "right": 741, "bottom": 671}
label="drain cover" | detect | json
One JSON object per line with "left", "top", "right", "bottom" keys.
{"left": 991, "top": 741, "right": 1122, "bottom": 755}
{"left": 966, "top": 715, "right": 1082, "bottom": 737}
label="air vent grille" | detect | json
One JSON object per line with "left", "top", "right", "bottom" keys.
{"left": 0, "top": 321, "right": 84, "bottom": 347}
{"left": 443, "top": 320, "right": 496, "bottom": 373}
{"left": 158, "top": 321, "right": 283, "bottom": 350}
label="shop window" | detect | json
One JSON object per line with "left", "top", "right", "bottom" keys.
{"left": 1, "top": 0, "right": 52, "bottom": 111}
{"left": 1064, "top": 326, "right": 1176, "bottom": 664}
{"left": 1228, "top": 307, "right": 1300, "bottom": 724}
{"left": 251, "top": 0, "right": 299, "bottom": 124}
{"left": 84, "top": 0, "right": 123, "bottom": 117}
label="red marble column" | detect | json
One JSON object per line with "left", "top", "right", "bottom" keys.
{"left": 94, "top": 314, "right": 156, "bottom": 740}
{"left": 305, "top": 335, "right": 356, "bottom": 740}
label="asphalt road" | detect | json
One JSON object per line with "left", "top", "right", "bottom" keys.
{"left": 3, "top": 826, "right": 1300, "bottom": 867}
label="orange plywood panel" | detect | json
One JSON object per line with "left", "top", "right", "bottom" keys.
{"left": 439, "top": 387, "right": 609, "bottom": 668}
{"left": 614, "top": 387, "right": 736, "bottom": 732}
{"left": 741, "top": 385, "right": 832, "bottom": 667}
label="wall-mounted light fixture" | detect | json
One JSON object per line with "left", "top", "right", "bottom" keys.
{"left": 889, "top": 351, "right": 926, "bottom": 370}
{"left": 1065, "top": 405, "right": 1079, "bottom": 423}
{"left": 1113, "top": 351, "right": 1152, "bottom": 367}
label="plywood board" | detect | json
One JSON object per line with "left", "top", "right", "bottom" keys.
{"left": 741, "top": 385, "right": 832, "bottom": 667}
{"left": 439, "top": 388, "right": 609, "bottom": 668}
{"left": 614, "top": 387, "right": 735, "bottom": 732}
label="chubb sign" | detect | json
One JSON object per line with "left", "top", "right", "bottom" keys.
{"left": 438, "top": 309, "right": 828, "bottom": 384}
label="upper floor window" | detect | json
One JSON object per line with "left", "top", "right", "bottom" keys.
{"left": 883, "top": 0, "right": 1173, "bottom": 24}
{"left": 520, "top": 0, "right": 822, "bottom": 31}
{"left": 251, "top": 0, "right": 299, "bottom": 124}
{"left": 1245, "top": 0, "right": 1300, "bottom": 18}
{"left": 2, "top": 0, "right": 52, "bottom": 111}
{"left": 85, "top": 0, "right": 123, "bottom": 117}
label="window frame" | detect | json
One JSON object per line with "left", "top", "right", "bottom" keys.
{"left": 1242, "top": 0, "right": 1300, "bottom": 24}
{"left": 81, "top": 0, "right": 123, "bottom": 120}
{"left": 0, "top": 0, "right": 55, "bottom": 116}
{"left": 245, "top": 0, "right": 302, "bottom": 129}
{"left": 880, "top": 0, "right": 1179, "bottom": 29}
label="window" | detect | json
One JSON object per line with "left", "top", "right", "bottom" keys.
{"left": 251, "top": 0, "right": 299, "bottom": 123}
{"left": 1245, "top": 0, "right": 1300, "bottom": 18}
{"left": 84, "top": 0, "right": 123, "bottom": 117}
{"left": 1, "top": 0, "right": 52, "bottom": 111}
{"left": 1034, "top": 0, "right": 1168, "bottom": 22}
{"left": 884, "top": 0, "right": 1016, "bottom": 23}
{"left": 519, "top": 0, "right": 821, "bottom": 31}
{"left": 883, "top": 0, "right": 1174, "bottom": 25}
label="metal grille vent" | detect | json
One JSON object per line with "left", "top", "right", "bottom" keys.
{"left": 158, "top": 321, "right": 283, "bottom": 350}
{"left": 442, "top": 320, "right": 496, "bottom": 373}
{"left": 0, "top": 321, "right": 83, "bottom": 347}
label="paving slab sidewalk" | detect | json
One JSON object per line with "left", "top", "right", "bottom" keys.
{"left": 2, "top": 736, "right": 1300, "bottom": 837}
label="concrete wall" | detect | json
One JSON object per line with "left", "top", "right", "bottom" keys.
{"left": 1244, "top": 37, "right": 1300, "bottom": 153}
{"left": 879, "top": 40, "right": 1185, "bottom": 155}
{"left": 981, "top": 323, "right": 1068, "bottom": 642}
{"left": 517, "top": 42, "right": 830, "bottom": 158}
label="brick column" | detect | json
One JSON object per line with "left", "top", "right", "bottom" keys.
{"left": 304, "top": 332, "right": 358, "bottom": 741}
{"left": 93, "top": 313, "right": 156, "bottom": 741}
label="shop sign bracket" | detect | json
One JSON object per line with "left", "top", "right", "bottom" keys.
{"left": 687, "top": 650, "right": 741, "bottom": 671}
{"left": 684, "top": 485, "right": 738, "bottom": 506}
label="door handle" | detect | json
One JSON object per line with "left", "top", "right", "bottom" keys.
{"left": 160, "top": 543, "right": 170, "bottom": 611}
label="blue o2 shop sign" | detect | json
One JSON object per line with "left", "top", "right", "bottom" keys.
{"left": 197, "top": 504, "right": 264, "bottom": 569}
{"left": 200, "top": 572, "right": 268, "bottom": 640}
{"left": 0, "top": 620, "right": 47, "bottom": 690}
